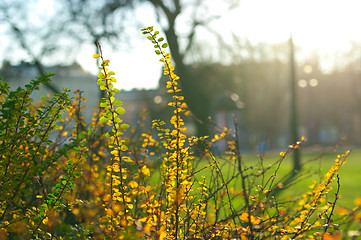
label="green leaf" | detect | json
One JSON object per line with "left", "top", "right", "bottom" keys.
{"left": 114, "top": 100, "right": 123, "bottom": 106}
{"left": 158, "top": 37, "right": 164, "bottom": 42}
{"left": 162, "top": 43, "right": 168, "bottom": 48}
{"left": 121, "top": 145, "right": 128, "bottom": 151}
{"left": 114, "top": 117, "right": 120, "bottom": 123}
{"left": 97, "top": 72, "right": 105, "bottom": 78}
{"left": 155, "top": 50, "right": 161, "bottom": 55}
{"left": 120, "top": 124, "right": 129, "bottom": 130}
{"left": 105, "top": 131, "right": 114, "bottom": 137}
{"left": 47, "top": 193, "right": 56, "bottom": 199}
{"left": 97, "top": 80, "right": 105, "bottom": 86}
{"left": 100, "top": 116, "right": 108, "bottom": 123}
{"left": 100, "top": 102, "right": 108, "bottom": 107}
{"left": 147, "top": 36, "right": 152, "bottom": 40}
{"left": 115, "top": 107, "right": 126, "bottom": 115}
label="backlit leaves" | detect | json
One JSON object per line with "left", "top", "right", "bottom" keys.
{"left": 115, "top": 107, "right": 125, "bottom": 115}
{"left": 1, "top": 26, "right": 359, "bottom": 240}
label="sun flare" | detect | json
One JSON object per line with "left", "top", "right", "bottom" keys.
{"left": 227, "top": 0, "right": 360, "bottom": 53}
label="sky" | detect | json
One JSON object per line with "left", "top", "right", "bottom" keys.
{"left": 226, "top": 0, "right": 361, "bottom": 47}
{"left": 217, "top": 0, "right": 361, "bottom": 72}
{"left": 96, "top": 0, "right": 361, "bottom": 90}
{"left": 2, "top": 0, "right": 361, "bottom": 90}
{"left": 74, "top": 3, "right": 163, "bottom": 90}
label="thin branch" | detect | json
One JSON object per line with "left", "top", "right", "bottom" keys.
{"left": 324, "top": 173, "right": 341, "bottom": 234}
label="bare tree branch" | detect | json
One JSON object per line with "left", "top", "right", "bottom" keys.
{"left": 1, "top": 7, "right": 60, "bottom": 93}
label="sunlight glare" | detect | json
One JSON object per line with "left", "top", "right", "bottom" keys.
{"left": 298, "top": 80, "right": 307, "bottom": 88}
{"left": 309, "top": 78, "right": 319, "bottom": 87}
{"left": 303, "top": 65, "right": 313, "bottom": 74}
{"left": 226, "top": 0, "right": 361, "bottom": 53}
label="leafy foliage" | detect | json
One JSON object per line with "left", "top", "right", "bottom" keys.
{"left": 0, "top": 74, "right": 89, "bottom": 239}
{"left": 0, "top": 28, "right": 360, "bottom": 239}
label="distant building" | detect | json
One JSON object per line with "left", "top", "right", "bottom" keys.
{"left": 0, "top": 61, "right": 99, "bottom": 121}
{"left": 7, "top": 60, "right": 353, "bottom": 151}
{"left": 1, "top": 61, "right": 176, "bottom": 132}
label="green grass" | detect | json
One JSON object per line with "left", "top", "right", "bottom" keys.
{"left": 254, "top": 147, "right": 361, "bottom": 207}
{"left": 149, "top": 147, "right": 361, "bottom": 208}
{"left": 194, "top": 147, "right": 361, "bottom": 207}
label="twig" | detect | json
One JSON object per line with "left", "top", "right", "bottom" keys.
{"left": 324, "top": 173, "right": 341, "bottom": 234}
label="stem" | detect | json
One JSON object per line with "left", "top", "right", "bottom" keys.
{"left": 324, "top": 174, "right": 341, "bottom": 234}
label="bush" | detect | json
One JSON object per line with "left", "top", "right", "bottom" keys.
{"left": 0, "top": 27, "right": 360, "bottom": 239}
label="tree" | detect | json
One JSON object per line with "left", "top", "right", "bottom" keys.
{"left": 0, "top": 0, "right": 135, "bottom": 97}
{"left": 289, "top": 35, "right": 301, "bottom": 170}
{"left": 145, "top": 0, "right": 239, "bottom": 137}
{"left": 60, "top": 0, "right": 135, "bottom": 99}
{"left": 0, "top": 0, "right": 67, "bottom": 93}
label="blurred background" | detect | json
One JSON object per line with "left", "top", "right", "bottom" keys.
{"left": 1, "top": 0, "right": 361, "bottom": 152}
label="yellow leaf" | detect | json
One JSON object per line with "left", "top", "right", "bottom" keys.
{"left": 141, "top": 166, "right": 150, "bottom": 176}
{"left": 72, "top": 208, "right": 80, "bottom": 215}
{"left": 322, "top": 232, "right": 342, "bottom": 240}
{"left": 42, "top": 217, "right": 48, "bottom": 225}
{"left": 120, "top": 145, "right": 128, "bottom": 151}
{"left": 112, "top": 204, "right": 121, "bottom": 213}
{"left": 106, "top": 208, "right": 114, "bottom": 217}
{"left": 355, "top": 212, "right": 361, "bottom": 220}
{"left": 354, "top": 197, "right": 361, "bottom": 206}
{"left": 239, "top": 212, "right": 249, "bottom": 222}
{"left": 336, "top": 207, "right": 349, "bottom": 216}
{"left": 138, "top": 217, "right": 148, "bottom": 222}
{"left": 129, "top": 181, "right": 139, "bottom": 188}
{"left": 93, "top": 54, "right": 100, "bottom": 58}
{"left": 122, "top": 156, "right": 133, "bottom": 162}
{"left": 159, "top": 227, "right": 167, "bottom": 240}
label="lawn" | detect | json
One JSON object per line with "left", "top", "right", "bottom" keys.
{"left": 233, "top": 147, "right": 361, "bottom": 207}
{"left": 149, "top": 146, "right": 361, "bottom": 208}
{"left": 245, "top": 147, "right": 361, "bottom": 207}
